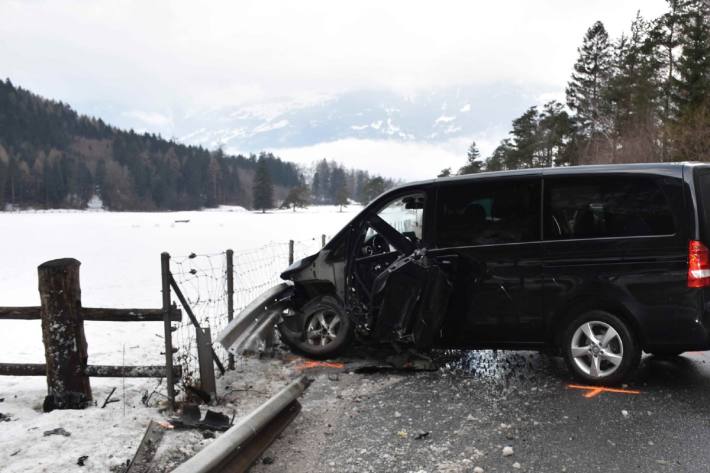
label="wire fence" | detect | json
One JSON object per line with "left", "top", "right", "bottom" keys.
{"left": 170, "top": 236, "right": 326, "bottom": 384}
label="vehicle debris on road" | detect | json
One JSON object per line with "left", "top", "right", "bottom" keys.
{"left": 169, "top": 404, "right": 231, "bottom": 431}
{"left": 43, "top": 427, "right": 71, "bottom": 437}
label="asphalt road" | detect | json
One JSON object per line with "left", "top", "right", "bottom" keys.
{"left": 250, "top": 349, "right": 710, "bottom": 473}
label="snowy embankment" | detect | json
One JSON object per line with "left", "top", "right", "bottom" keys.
{"left": 0, "top": 205, "right": 360, "bottom": 473}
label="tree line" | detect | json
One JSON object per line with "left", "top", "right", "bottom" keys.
{"left": 0, "top": 79, "right": 391, "bottom": 211}
{"left": 254, "top": 158, "right": 397, "bottom": 212}
{"left": 443, "top": 0, "right": 710, "bottom": 176}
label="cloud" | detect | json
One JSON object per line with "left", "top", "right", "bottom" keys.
{"left": 266, "top": 131, "right": 505, "bottom": 181}
{"left": 122, "top": 110, "right": 173, "bottom": 128}
{"left": 1, "top": 0, "right": 669, "bottom": 111}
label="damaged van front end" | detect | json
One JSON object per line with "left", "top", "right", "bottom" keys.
{"left": 218, "top": 184, "right": 448, "bottom": 358}
{"left": 218, "top": 230, "right": 355, "bottom": 358}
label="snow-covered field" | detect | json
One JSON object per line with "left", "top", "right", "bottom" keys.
{"left": 0, "top": 205, "right": 361, "bottom": 472}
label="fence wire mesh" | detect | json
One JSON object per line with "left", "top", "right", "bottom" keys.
{"left": 170, "top": 236, "right": 325, "bottom": 384}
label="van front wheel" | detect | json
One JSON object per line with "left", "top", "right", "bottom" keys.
{"left": 278, "top": 295, "right": 353, "bottom": 359}
{"left": 562, "top": 310, "right": 641, "bottom": 385}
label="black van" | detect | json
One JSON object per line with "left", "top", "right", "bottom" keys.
{"left": 222, "top": 163, "right": 710, "bottom": 384}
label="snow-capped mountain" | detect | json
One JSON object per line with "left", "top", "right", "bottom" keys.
{"left": 168, "top": 84, "right": 539, "bottom": 153}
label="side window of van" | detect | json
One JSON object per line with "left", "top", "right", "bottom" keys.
{"left": 544, "top": 176, "right": 676, "bottom": 240}
{"left": 436, "top": 179, "right": 541, "bottom": 247}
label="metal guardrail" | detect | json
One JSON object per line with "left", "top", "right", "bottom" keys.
{"left": 172, "top": 376, "right": 312, "bottom": 473}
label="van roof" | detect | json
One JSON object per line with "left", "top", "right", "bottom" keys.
{"left": 404, "top": 162, "right": 707, "bottom": 189}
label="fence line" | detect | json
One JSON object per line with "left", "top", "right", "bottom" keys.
{"left": 170, "top": 235, "right": 327, "bottom": 385}
{"left": 0, "top": 236, "right": 328, "bottom": 408}
{"left": 0, "top": 257, "right": 182, "bottom": 411}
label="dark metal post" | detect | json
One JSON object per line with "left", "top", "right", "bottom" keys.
{"left": 321, "top": 234, "right": 326, "bottom": 247}
{"left": 196, "top": 327, "right": 217, "bottom": 402}
{"left": 226, "top": 249, "right": 235, "bottom": 371}
{"left": 288, "top": 240, "right": 294, "bottom": 265}
{"left": 161, "top": 252, "right": 176, "bottom": 409}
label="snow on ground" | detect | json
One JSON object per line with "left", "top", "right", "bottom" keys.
{"left": 0, "top": 205, "right": 361, "bottom": 473}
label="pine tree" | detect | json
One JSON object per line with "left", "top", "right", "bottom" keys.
{"left": 482, "top": 102, "right": 573, "bottom": 171}
{"left": 362, "top": 177, "right": 385, "bottom": 204}
{"left": 314, "top": 159, "right": 331, "bottom": 203}
{"left": 484, "top": 139, "right": 514, "bottom": 171}
{"left": 354, "top": 170, "right": 369, "bottom": 203}
{"left": 538, "top": 101, "right": 575, "bottom": 167}
{"left": 673, "top": 0, "right": 710, "bottom": 116}
{"left": 607, "top": 13, "right": 663, "bottom": 162}
{"left": 329, "top": 165, "right": 347, "bottom": 204}
{"left": 335, "top": 185, "right": 348, "bottom": 212}
{"left": 510, "top": 107, "right": 541, "bottom": 168}
{"left": 566, "top": 21, "right": 614, "bottom": 162}
{"left": 459, "top": 141, "right": 483, "bottom": 174}
{"left": 668, "top": 0, "right": 710, "bottom": 161}
{"left": 650, "top": 0, "right": 684, "bottom": 160}
{"left": 252, "top": 157, "right": 273, "bottom": 212}
{"left": 311, "top": 171, "right": 321, "bottom": 203}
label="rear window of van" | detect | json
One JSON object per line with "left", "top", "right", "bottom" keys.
{"left": 544, "top": 176, "right": 676, "bottom": 240}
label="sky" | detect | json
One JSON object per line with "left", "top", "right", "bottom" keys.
{"left": 1, "top": 0, "right": 670, "bottom": 179}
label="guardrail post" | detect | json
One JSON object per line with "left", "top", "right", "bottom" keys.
{"left": 196, "top": 327, "right": 217, "bottom": 402}
{"left": 161, "top": 252, "right": 176, "bottom": 409}
{"left": 226, "top": 249, "right": 235, "bottom": 371}
{"left": 38, "top": 258, "right": 92, "bottom": 411}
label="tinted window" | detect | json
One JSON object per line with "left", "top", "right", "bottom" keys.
{"left": 436, "top": 179, "right": 541, "bottom": 247}
{"left": 544, "top": 176, "right": 675, "bottom": 240}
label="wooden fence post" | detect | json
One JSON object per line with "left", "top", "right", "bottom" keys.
{"left": 226, "top": 249, "right": 235, "bottom": 371}
{"left": 38, "top": 258, "right": 91, "bottom": 411}
{"left": 321, "top": 234, "right": 326, "bottom": 247}
{"left": 161, "top": 252, "right": 176, "bottom": 409}
{"left": 288, "top": 240, "right": 294, "bottom": 265}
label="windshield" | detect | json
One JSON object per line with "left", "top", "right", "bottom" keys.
{"left": 376, "top": 193, "right": 425, "bottom": 241}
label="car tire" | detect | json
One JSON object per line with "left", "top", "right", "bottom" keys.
{"left": 278, "top": 295, "right": 353, "bottom": 359}
{"left": 562, "top": 310, "right": 641, "bottom": 385}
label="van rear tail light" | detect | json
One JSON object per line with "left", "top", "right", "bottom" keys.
{"left": 688, "top": 240, "right": 710, "bottom": 288}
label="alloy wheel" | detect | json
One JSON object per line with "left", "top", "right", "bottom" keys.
{"left": 570, "top": 321, "right": 624, "bottom": 379}
{"left": 305, "top": 310, "right": 342, "bottom": 347}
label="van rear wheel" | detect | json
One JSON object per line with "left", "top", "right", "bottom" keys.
{"left": 562, "top": 310, "right": 640, "bottom": 385}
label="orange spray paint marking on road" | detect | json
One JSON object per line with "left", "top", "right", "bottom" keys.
{"left": 295, "top": 360, "right": 345, "bottom": 371}
{"left": 567, "top": 384, "right": 641, "bottom": 398}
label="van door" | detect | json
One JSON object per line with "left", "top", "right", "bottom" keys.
{"left": 430, "top": 176, "right": 544, "bottom": 347}
{"left": 347, "top": 191, "right": 454, "bottom": 347}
